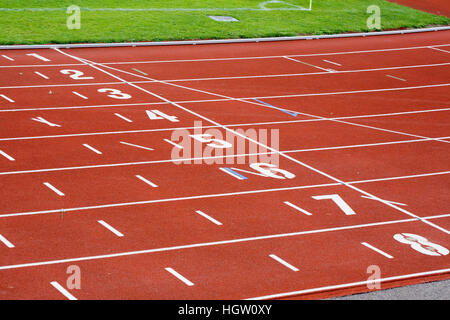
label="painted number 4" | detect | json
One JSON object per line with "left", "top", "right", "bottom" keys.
{"left": 394, "top": 233, "right": 449, "bottom": 256}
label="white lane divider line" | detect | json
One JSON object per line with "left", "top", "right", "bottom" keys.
{"left": 98, "top": 220, "right": 124, "bottom": 237}
{"left": 72, "top": 91, "right": 88, "bottom": 99}
{"left": 0, "top": 234, "right": 15, "bottom": 248}
{"left": 43, "top": 182, "right": 65, "bottom": 196}
{"left": 283, "top": 56, "right": 336, "bottom": 72}
{"left": 164, "top": 138, "right": 183, "bottom": 149}
{"left": 120, "top": 141, "right": 154, "bottom": 151}
{"left": 323, "top": 59, "right": 342, "bottom": 66}
{"left": 1, "top": 55, "right": 14, "bottom": 61}
{"left": 428, "top": 46, "right": 450, "bottom": 54}
{"left": 283, "top": 201, "right": 312, "bottom": 216}
{"left": 83, "top": 143, "right": 102, "bottom": 154}
{"left": 0, "top": 94, "right": 14, "bottom": 103}
{"left": 135, "top": 175, "right": 158, "bottom": 188}
{"left": 0, "top": 150, "right": 15, "bottom": 161}
{"left": 114, "top": 113, "right": 133, "bottom": 122}
{"left": 50, "top": 281, "right": 77, "bottom": 300}
{"left": 269, "top": 254, "right": 299, "bottom": 271}
{"left": 386, "top": 74, "right": 407, "bottom": 82}
{"left": 361, "top": 242, "right": 394, "bottom": 259}
{"left": 165, "top": 267, "right": 194, "bottom": 286}
{"left": 34, "top": 71, "right": 49, "bottom": 79}
{"left": 361, "top": 195, "right": 407, "bottom": 206}
{"left": 195, "top": 210, "right": 223, "bottom": 226}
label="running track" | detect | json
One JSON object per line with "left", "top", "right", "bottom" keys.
{"left": 0, "top": 30, "right": 449, "bottom": 300}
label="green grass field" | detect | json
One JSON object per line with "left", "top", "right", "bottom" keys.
{"left": 0, "top": 0, "right": 448, "bottom": 45}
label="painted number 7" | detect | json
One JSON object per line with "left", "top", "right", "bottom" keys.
{"left": 312, "top": 194, "right": 356, "bottom": 215}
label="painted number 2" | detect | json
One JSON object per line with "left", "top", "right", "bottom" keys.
{"left": 60, "top": 69, "right": 94, "bottom": 80}
{"left": 393, "top": 233, "right": 449, "bottom": 256}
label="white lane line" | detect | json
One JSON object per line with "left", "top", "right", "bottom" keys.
{"left": 361, "top": 195, "right": 407, "bottom": 206}
{"left": 283, "top": 56, "right": 335, "bottom": 72}
{"left": 323, "top": 59, "right": 342, "bottom": 66}
{"left": 283, "top": 201, "right": 312, "bottom": 216}
{"left": 34, "top": 71, "right": 49, "bottom": 79}
{"left": 135, "top": 175, "right": 158, "bottom": 188}
{"left": 1, "top": 55, "right": 14, "bottom": 61}
{"left": 82, "top": 144, "right": 102, "bottom": 154}
{"left": 97, "top": 220, "right": 124, "bottom": 237}
{"left": 269, "top": 254, "right": 299, "bottom": 272}
{"left": 0, "top": 94, "right": 14, "bottom": 103}
{"left": 247, "top": 267, "right": 450, "bottom": 300}
{"left": 429, "top": 46, "right": 450, "bottom": 54}
{"left": 164, "top": 138, "right": 183, "bottom": 149}
{"left": 120, "top": 141, "right": 154, "bottom": 151}
{"left": 0, "top": 234, "right": 15, "bottom": 248}
{"left": 195, "top": 210, "right": 223, "bottom": 226}
{"left": 361, "top": 242, "right": 394, "bottom": 259}
{"left": 386, "top": 74, "right": 407, "bottom": 82}
{"left": 165, "top": 268, "right": 194, "bottom": 286}
{"left": 43, "top": 182, "right": 65, "bottom": 196}
{"left": 114, "top": 113, "right": 133, "bottom": 122}
{"left": 72, "top": 91, "right": 88, "bottom": 99}
{"left": 50, "top": 281, "right": 77, "bottom": 300}
{"left": 0, "top": 150, "right": 15, "bottom": 161}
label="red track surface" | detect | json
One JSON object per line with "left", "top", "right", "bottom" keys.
{"left": 0, "top": 30, "right": 449, "bottom": 300}
{"left": 387, "top": 0, "right": 450, "bottom": 17}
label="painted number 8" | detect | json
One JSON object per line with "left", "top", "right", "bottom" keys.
{"left": 393, "top": 233, "right": 449, "bottom": 256}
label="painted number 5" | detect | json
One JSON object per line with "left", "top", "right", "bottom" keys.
{"left": 393, "top": 233, "right": 449, "bottom": 256}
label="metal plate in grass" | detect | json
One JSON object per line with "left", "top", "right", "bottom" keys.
{"left": 208, "top": 15, "right": 239, "bottom": 22}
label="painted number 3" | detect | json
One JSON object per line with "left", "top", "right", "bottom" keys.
{"left": 393, "top": 233, "right": 449, "bottom": 256}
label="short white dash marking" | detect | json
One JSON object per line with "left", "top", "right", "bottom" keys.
{"left": 361, "top": 195, "right": 407, "bottom": 206}
{"left": 284, "top": 56, "right": 336, "bottom": 72}
{"left": 0, "top": 94, "right": 14, "bottom": 103}
{"left": 135, "top": 175, "right": 158, "bottom": 188}
{"left": 195, "top": 210, "right": 223, "bottom": 225}
{"left": 361, "top": 242, "right": 394, "bottom": 259}
{"left": 1, "top": 55, "right": 14, "bottom": 61}
{"left": 386, "top": 74, "right": 407, "bottom": 82}
{"left": 0, "top": 234, "right": 15, "bottom": 248}
{"left": 283, "top": 201, "right": 313, "bottom": 216}
{"left": 34, "top": 71, "right": 49, "bottom": 79}
{"left": 83, "top": 144, "right": 102, "bottom": 154}
{"left": 269, "top": 254, "right": 299, "bottom": 271}
{"left": 98, "top": 220, "right": 124, "bottom": 237}
{"left": 120, "top": 141, "right": 154, "bottom": 151}
{"left": 0, "top": 150, "right": 15, "bottom": 161}
{"left": 72, "top": 91, "right": 88, "bottom": 99}
{"left": 43, "top": 182, "right": 65, "bottom": 196}
{"left": 165, "top": 267, "right": 194, "bottom": 286}
{"left": 114, "top": 113, "right": 133, "bottom": 122}
{"left": 323, "top": 59, "right": 342, "bottom": 66}
{"left": 164, "top": 138, "right": 183, "bottom": 149}
{"left": 50, "top": 281, "right": 77, "bottom": 300}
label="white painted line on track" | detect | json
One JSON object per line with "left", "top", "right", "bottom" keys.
{"left": 0, "top": 150, "right": 15, "bottom": 161}
{"left": 114, "top": 113, "right": 133, "bottom": 122}
{"left": 120, "top": 141, "right": 154, "bottom": 151}
{"left": 195, "top": 210, "right": 223, "bottom": 225}
{"left": 26, "top": 53, "right": 50, "bottom": 62}
{"left": 50, "top": 281, "right": 77, "bottom": 300}
{"left": 165, "top": 268, "right": 194, "bottom": 286}
{"left": 428, "top": 46, "right": 450, "bottom": 54}
{"left": 1, "top": 54, "right": 14, "bottom": 61}
{"left": 269, "top": 254, "right": 299, "bottom": 271}
{"left": 283, "top": 56, "right": 335, "bottom": 72}
{"left": 43, "top": 182, "right": 65, "bottom": 196}
{"left": 0, "top": 234, "right": 15, "bottom": 248}
{"left": 283, "top": 201, "right": 312, "bottom": 216}
{"left": 164, "top": 138, "right": 183, "bottom": 149}
{"left": 135, "top": 175, "right": 158, "bottom": 188}
{"left": 34, "top": 71, "right": 49, "bottom": 79}
{"left": 0, "top": 94, "right": 14, "bottom": 103}
{"left": 361, "top": 195, "right": 407, "bottom": 206}
{"left": 386, "top": 74, "right": 406, "bottom": 82}
{"left": 323, "top": 59, "right": 342, "bottom": 66}
{"left": 83, "top": 144, "right": 102, "bottom": 154}
{"left": 98, "top": 220, "right": 124, "bottom": 237}
{"left": 361, "top": 242, "right": 394, "bottom": 259}
{"left": 72, "top": 91, "right": 88, "bottom": 99}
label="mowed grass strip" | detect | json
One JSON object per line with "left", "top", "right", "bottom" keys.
{"left": 0, "top": 0, "right": 448, "bottom": 45}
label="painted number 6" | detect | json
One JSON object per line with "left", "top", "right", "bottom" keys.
{"left": 393, "top": 233, "right": 449, "bottom": 256}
